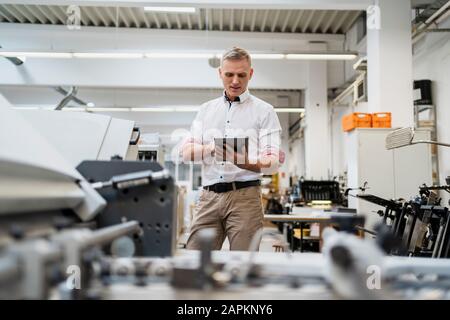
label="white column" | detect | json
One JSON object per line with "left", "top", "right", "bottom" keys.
{"left": 304, "top": 42, "right": 330, "bottom": 180}
{"left": 278, "top": 113, "right": 290, "bottom": 190}
{"left": 367, "top": 0, "right": 414, "bottom": 127}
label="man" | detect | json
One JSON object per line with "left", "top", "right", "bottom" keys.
{"left": 181, "top": 47, "right": 284, "bottom": 251}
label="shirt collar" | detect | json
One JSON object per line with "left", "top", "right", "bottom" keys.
{"left": 223, "top": 89, "right": 250, "bottom": 104}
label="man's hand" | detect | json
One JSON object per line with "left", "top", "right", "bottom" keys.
{"left": 203, "top": 142, "right": 215, "bottom": 159}
{"left": 213, "top": 142, "right": 284, "bottom": 174}
{"left": 214, "top": 144, "right": 259, "bottom": 173}
{"left": 235, "top": 146, "right": 284, "bottom": 174}
{"left": 182, "top": 140, "right": 215, "bottom": 162}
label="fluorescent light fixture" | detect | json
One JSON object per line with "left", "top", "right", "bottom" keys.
{"left": 26, "top": 106, "right": 302, "bottom": 113}
{"left": 275, "top": 108, "right": 305, "bottom": 113}
{"left": 144, "top": 6, "right": 196, "bottom": 13}
{"left": 131, "top": 107, "right": 176, "bottom": 112}
{"left": 86, "top": 107, "right": 130, "bottom": 112}
{"left": 286, "top": 53, "right": 357, "bottom": 60}
{"left": 73, "top": 53, "right": 144, "bottom": 59}
{"left": 145, "top": 53, "right": 212, "bottom": 59}
{"left": 0, "top": 51, "right": 357, "bottom": 61}
{"left": 251, "top": 54, "right": 285, "bottom": 60}
{"left": 62, "top": 107, "right": 86, "bottom": 111}
{"left": 0, "top": 51, "right": 143, "bottom": 59}
{"left": 38, "top": 106, "right": 87, "bottom": 111}
{"left": 25, "top": 52, "right": 72, "bottom": 58}
{"left": 14, "top": 106, "right": 97, "bottom": 112}
{"left": 0, "top": 51, "right": 72, "bottom": 58}
{"left": 131, "top": 106, "right": 200, "bottom": 112}
{"left": 174, "top": 106, "right": 200, "bottom": 112}
{"left": 12, "top": 106, "right": 39, "bottom": 110}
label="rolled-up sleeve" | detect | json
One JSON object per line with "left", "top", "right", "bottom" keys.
{"left": 178, "top": 105, "right": 206, "bottom": 165}
{"left": 259, "top": 107, "right": 285, "bottom": 165}
{"left": 183, "top": 105, "right": 205, "bottom": 148}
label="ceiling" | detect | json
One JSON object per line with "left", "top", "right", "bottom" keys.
{"left": 0, "top": 4, "right": 362, "bottom": 34}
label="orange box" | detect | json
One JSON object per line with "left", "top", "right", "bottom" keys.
{"left": 342, "top": 113, "right": 372, "bottom": 132}
{"left": 372, "top": 112, "right": 392, "bottom": 128}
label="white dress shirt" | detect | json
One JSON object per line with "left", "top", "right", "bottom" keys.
{"left": 186, "top": 89, "right": 282, "bottom": 187}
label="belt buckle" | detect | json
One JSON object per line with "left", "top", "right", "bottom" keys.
{"left": 215, "top": 184, "right": 224, "bottom": 193}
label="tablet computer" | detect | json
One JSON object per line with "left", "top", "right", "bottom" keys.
{"left": 214, "top": 137, "right": 248, "bottom": 163}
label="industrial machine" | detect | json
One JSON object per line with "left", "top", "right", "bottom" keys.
{"left": 287, "top": 179, "right": 344, "bottom": 213}
{"left": 0, "top": 96, "right": 176, "bottom": 299}
{"left": 343, "top": 129, "right": 450, "bottom": 259}
{"left": 348, "top": 179, "right": 450, "bottom": 259}
{"left": 2, "top": 96, "right": 450, "bottom": 300}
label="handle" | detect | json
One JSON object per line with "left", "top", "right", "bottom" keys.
{"left": 373, "top": 112, "right": 389, "bottom": 118}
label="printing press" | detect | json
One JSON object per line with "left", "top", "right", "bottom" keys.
{"left": 2, "top": 97, "right": 450, "bottom": 300}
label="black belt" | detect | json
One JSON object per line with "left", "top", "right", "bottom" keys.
{"left": 204, "top": 180, "right": 260, "bottom": 193}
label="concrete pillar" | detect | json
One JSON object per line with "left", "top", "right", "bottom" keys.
{"left": 304, "top": 42, "right": 330, "bottom": 180}
{"left": 367, "top": 0, "right": 414, "bottom": 127}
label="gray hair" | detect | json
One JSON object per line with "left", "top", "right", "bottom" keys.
{"left": 221, "top": 47, "right": 252, "bottom": 66}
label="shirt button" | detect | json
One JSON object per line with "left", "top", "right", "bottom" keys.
{"left": 227, "top": 121, "right": 230, "bottom": 123}
{"left": 220, "top": 176, "right": 223, "bottom": 178}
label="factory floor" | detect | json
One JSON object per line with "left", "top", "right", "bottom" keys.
{"left": 221, "top": 226, "right": 281, "bottom": 252}
{"left": 178, "top": 226, "right": 283, "bottom": 253}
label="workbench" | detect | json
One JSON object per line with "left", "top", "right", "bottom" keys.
{"left": 264, "top": 211, "right": 356, "bottom": 252}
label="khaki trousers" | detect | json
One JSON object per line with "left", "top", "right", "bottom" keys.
{"left": 186, "top": 185, "right": 264, "bottom": 251}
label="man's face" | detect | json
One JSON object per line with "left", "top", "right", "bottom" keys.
{"left": 219, "top": 58, "right": 253, "bottom": 100}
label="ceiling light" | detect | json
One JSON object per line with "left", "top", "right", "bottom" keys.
{"left": 73, "top": 53, "right": 144, "bottom": 59}
{"left": 275, "top": 108, "right": 305, "bottom": 113}
{"left": 131, "top": 106, "right": 200, "bottom": 112}
{"left": 286, "top": 53, "right": 357, "bottom": 60}
{"left": 251, "top": 54, "right": 285, "bottom": 60}
{"left": 174, "top": 106, "right": 200, "bottom": 112}
{"left": 13, "top": 107, "right": 39, "bottom": 110}
{"left": 131, "top": 107, "right": 176, "bottom": 112}
{"left": 62, "top": 107, "right": 86, "bottom": 111}
{"left": 145, "top": 53, "right": 212, "bottom": 59}
{"left": 0, "top": 51, "right": 72, "bottom": 58}
{"left": 86, "top": 107, "right": 130, "bottom": 112}
{"left": 0, "top": 51, "right": 358, "bottom": 61}
{"left": 144, "top": 7, "right": 196, "bottom": 13}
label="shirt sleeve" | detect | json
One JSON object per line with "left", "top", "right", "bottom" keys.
{"left": 184, "top": 105, "right": 205, "bottom": 146}
{"left": 259, "top": 107, "right": 285, "bottom": 164}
